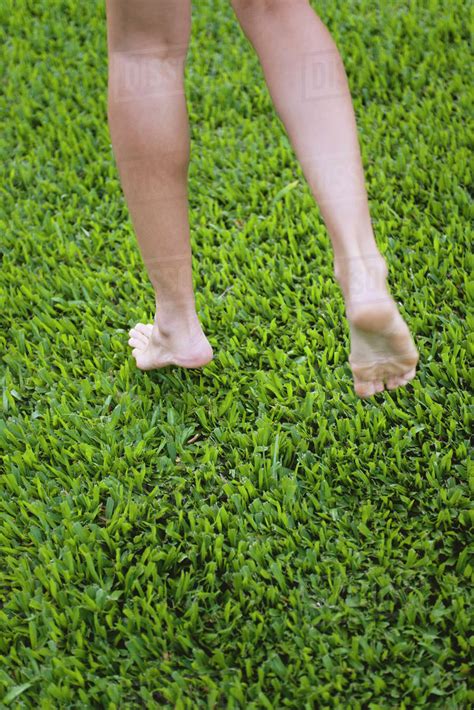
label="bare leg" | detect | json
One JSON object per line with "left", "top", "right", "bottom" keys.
{"left": 231, "top": 0, "right": 418, "bottom": 397}
{"left": 106, "top": 0, "right": 213, "bottom": 370}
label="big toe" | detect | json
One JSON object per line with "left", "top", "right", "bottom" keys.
{"left": 132, "top": 347, "right": 166, "bottom": 372}
{"left": 386, "top": 368, "right": 416, "bottom": 390}
{"left": 354, "top": 379, "right": 377, "bottom": 398}
{"left": 400, "top": 367, "right": 417, "bottom": 384}
{"left": 386, "top": 376, "right": 406, "bottom": 390}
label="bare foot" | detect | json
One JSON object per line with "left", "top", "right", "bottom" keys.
{"left": 128, "top": 315, "right": 214, "bottom": 371}
{"left": 335, "top": 254, "right": 419, "bottom": 398}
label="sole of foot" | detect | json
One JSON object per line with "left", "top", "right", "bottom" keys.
{"left": 347, "top": 298, "right": 419, "bottom": 398}
{"left": 128, "top": 322, "right": 214, "bottom": 371}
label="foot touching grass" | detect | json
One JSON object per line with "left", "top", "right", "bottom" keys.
{"left": 336, "top": 253, "right": 419, "bottom": 397}
{"left": 128, "top": 318, "right": 214, "bottom": 370}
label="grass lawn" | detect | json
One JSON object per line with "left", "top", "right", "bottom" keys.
{"left": 1, "top": 0, "right": 472, "bottom": 707}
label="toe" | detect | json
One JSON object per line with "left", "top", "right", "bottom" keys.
{"left": 129, "top": 329, "right": 148, "bottom": 345}
{"left": 401, "top": 367, "right": 417, "bottom": 383}
{"left": 135, "top": 323, "right": 153, "bottom": 337}
{"left": 386, "top": 377, "right": 404, "bottom": 390}
{"left": 128, "top": 337, "right": 146, "bottom": 349}
{"left": 354, "top": 379, "right": 376, "bottom": 398}
{"left": 373, "top": 380, "right": 385, "bottom": 394}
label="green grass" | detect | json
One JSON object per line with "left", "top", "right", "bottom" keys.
{"left": 1, "top": 0, "right": 472, "bottom": 707}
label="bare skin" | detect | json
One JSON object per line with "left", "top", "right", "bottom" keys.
{"left": 105, "top": 0, "right": 213, "bottom": 371}
{"left": 105, "top": 0, "right": 418, "bottom": 396}
{"left": 334, "top": 254, "right": 418, "bottom": 396}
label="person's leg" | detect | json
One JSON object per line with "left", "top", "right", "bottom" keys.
{"left": 231, "top": 0, "right": 418, "bottom": 397}
{"left": 106, "top": 0, "right": 213, "bottom": 370}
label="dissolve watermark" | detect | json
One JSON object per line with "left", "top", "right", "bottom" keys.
{"left": 302, "top": 48, "right": 348, "bottom": 101}
{"left": 109, "top": 45, "right": 188, "bottom": 103}
{"left": 300, "top": 150, "right": 367, "bottom": 207}
{"left": 116, "top": 153, "right": 188, "bottom": 205}
{"left": 335, "top": 254, "right": 390, "bottom": 301}
{"left": 143, "top": 254, "right": 193, "bottom": 304}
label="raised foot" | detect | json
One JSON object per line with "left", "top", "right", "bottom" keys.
{"left": 128, "top": 322, "right": 214, "bottom": 371}
{"left": 347, "top": 297, "right": 419, "bottom": 398}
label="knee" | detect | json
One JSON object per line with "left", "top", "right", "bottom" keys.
{"left": 106, "top": 0, "right": 191, "bottom": 56}
{"left": 106, "top": 1, "right": 191, "bottom": 113}
{"left": 231, "top": 0, "right": 280, "bottom": 12}
{"left": 231, "top": 0, "right": 307, "bottom": 19}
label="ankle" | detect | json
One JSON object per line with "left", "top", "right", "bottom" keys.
{"left": 334, "top": 252, "right": 389, "bottom": 302}
{"left": 154, "top": 299, "right": 200, "bottom": 336}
